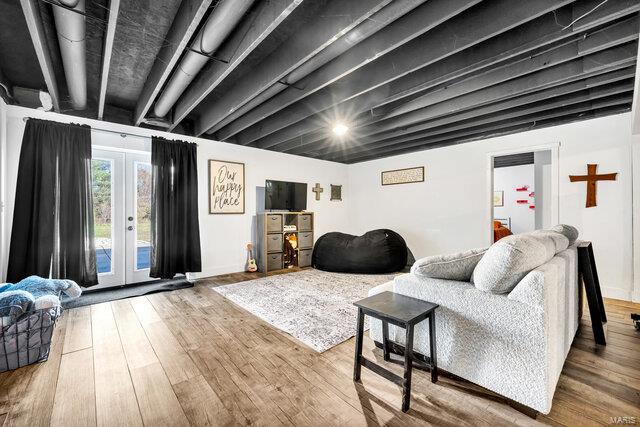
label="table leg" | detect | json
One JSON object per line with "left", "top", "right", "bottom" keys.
{"left": 402, "top": 323, "right": 414, "bottom": 412}
{"left": 429, "top": 311, "right": 438, "bottom": 383}
{"left": 382, "top": 320, "right": 390, "bottom": 361}
{"left": 353, "top": 308, "right": 364, "bottom": 381}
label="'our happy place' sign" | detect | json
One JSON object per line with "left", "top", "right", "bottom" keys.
{"left": 209, "top": 160, "right": 245, "bottom": 214}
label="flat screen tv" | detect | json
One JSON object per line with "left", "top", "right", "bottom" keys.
{"left": 265, "top": 180, "right": 307, "bottom": 211}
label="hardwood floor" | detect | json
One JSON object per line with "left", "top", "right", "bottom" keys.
{"left": 0, "top": 272, "right": 638, "bottom": 426}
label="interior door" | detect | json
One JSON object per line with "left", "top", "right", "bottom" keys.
{"left": 92, "top": 149, "right": 151, "bottom": 289}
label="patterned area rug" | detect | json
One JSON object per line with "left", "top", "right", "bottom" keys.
{"left": 212, "top": 269, "right": 397, "bottom": 352}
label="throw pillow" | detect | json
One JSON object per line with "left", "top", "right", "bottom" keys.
{"left": 472, "top": 234, "right": 553, "bottom": 294}
{"left": 411, "top": 248, "right": 487, "bottom": 281}
{"left": 531, "top": 230, "right": 569, "bottom": 253}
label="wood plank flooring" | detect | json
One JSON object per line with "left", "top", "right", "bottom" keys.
{"left": 0, "top": 271, "right": 638, "bottom": 426}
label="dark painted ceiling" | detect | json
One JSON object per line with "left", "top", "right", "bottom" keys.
{"left": 0, "top": 0, "right": 638, "bottom": 163}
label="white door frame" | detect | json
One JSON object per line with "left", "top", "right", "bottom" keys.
{"left": 486, "top": 143, "right": 560, "bottom": 246}
{"left": 125, "top": 153, "right": 152, "bottom": 284}
{"left": 92, "top": 149, "right": 151, "bottom": 289}
{"left": 632, "top": 143, "right": 640, "bottom": 303}
{"left": 92, "top": 149, "right": 126, "bottom": 289}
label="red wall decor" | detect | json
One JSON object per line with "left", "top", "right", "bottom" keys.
{"left": 516, "top": 185, "right": 529, "bottom": 192}
{"left": 529, "top": 192, "right": 535, "bottom": 197}
{"left": 516, "top": 199, "right": 528, "bottom": 204}
{"left": 529, "top": 205, "right": 535, "bottom": 209}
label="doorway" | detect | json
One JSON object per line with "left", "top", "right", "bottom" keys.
{"left": 489, "top": 145, "right": 558, "bottom": 243}
{"left": 92, "top": 149, "right": 152, "bottom": 288}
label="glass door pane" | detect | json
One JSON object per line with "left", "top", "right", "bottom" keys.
{"left": 135, "top": 162, "right": 151, "bottom": 270}
{"left": 92, "top": 158, "right": 113, "bottom": 274}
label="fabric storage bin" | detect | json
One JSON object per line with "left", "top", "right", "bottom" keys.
{"left": 0, "top": 306, "right": 62, "bottom": 372}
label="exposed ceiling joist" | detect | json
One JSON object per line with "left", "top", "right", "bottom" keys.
{"left": 98, "top": 0, "right": 120, "bottom": 120}
{"left": 308, "top": 44, "right": 638, "bottom": 158}
{"left": 168, "top": 0, "right": 305, "bottom": 129}
{"left": 235, "top": 0, "right": 575, "bottom": 148}
{"left": 327, "top": 81, "right": 634, "bottom": 161}
{"left": 205, "top": 0, "right": 438, "bottom": 138}
{"left": 185, "top": 0, "right": 396, "bottom": 134}
{"left": 248, "top": 1, "right": 640, "bottom": 156}
{"left": 309, "top": 68, "right": 636, "bottom": 158}
{"left": 341, "top": 95, "right": 633, "bottom": 163}
{"left": 211, "top": 0, "right": 480, "bottom": 140}
{"left": 133, "top": 0, "right": 214, "bottom": 125}
{"left": 19, "top": 0, "right": 60, "bottom": 112}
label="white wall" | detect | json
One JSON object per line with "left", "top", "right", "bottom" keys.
{"left": 0, "top": 106, "right": 350, "bottom": 280}
{"left": 534, "top": 150, "right": 552, "bottom": 229}
{"left": 493, "top": 164, "right": 535, "bottom": 235}
{"left": 0, "top": 97, "right": 6, "bottom": 280}
{"left": 348, "top": 112, "right": 640, "bottom": 301}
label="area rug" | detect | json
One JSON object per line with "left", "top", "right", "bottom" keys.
{"left": 212, "top": 269, "right": 397, "bottom": 352}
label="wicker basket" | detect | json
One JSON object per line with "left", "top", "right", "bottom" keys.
{"left": 0, "top": 305, "right": 62, "bottom": 372}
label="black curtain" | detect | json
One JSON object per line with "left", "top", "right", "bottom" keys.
{"left": 150, "top": 136, "right": 201, "bottom": 279}
{"left": 7, "top": 118, "right": 98, "bottom": 286}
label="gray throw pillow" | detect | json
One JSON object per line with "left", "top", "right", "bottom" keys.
{"left": 550, "top": 224, "right": 579, "bottom": 246}
{"left": 411, "top": 248, "right": 487, "bottom": 281}
{"left": 472, "top": 234, "right": 553, "bottom": 294}
{"left": 531, "top": 230, "right": 569, "bottom": 253}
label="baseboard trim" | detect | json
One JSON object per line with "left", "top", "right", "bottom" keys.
{"left": 601, "top": 286, "right": 632, "bottom": 302}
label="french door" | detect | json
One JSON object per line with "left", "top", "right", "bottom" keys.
{"left": 92, "top": 149, "right": 152, "bottom": 288}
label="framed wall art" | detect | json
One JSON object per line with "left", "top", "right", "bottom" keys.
{"left": 493, "top": 190, "right": 504, "bottom": 207}
{"left": 209, "top": 159, "right": 245, "bottom": 214}
{"left": 381, "top": 166, "right": 425, "bottom": 185}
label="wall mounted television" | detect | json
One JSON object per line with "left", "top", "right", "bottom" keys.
{"left": 265, "top": 180, "right": 307, "bottom": 211}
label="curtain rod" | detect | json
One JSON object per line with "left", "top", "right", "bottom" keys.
{"left": 21, "top": 117, "right": 199, "bottom": 145}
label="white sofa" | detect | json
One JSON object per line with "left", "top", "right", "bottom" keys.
{"left": 368, "top": 230, "right": 580, "bottom": 414}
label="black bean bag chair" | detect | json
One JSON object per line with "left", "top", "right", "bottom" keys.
{"left": 312, "top": 229, "right": 408, "bottom": 274}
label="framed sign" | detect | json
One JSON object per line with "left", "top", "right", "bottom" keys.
{"left": 209, "top": 160, "right": 245, "bottom": 214}
{"left": 381, "top": 166, "right": 424, "bottom": 185}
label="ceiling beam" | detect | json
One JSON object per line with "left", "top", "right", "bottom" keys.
{"left": 133, "top": 0, "right": 214, "bottom": 126}
{"left": 186, "top": 0, "right": 395, "bottom": 134}
{"left": 250, "top": 2, "right": 640, "bottom": 152}
{"left": 310, "top": 68, "right": 636, "bottom": 158}
{"left": 168, "top": 0, "right": 305, "bottom": 130}
{"left": 301, "top": 46, "right": 637, "bottom": 157}
{"left": 234, "top": 0, "right": 575, "bottom": 147}
{"left": 261, "top": 22, "right": 638, "bottom": 152}
{"left": 341, "top": 95, "right": 633, "bottom": 163}
{"left": 97, "top": 0, "right": 120, "bottom": 120}
{"left": 19, "top": 0, "right": 60, "bottom": 112}
{"left": 346, "top": 103, "right": 632, "bottom": 163}
{"left": 326, "top": 81, "right": 634, "bottom": 161}
{"left": 211, "top": 0, "right": 479, "bottom": 140}
{"left": 207, "top": 0, "right": 438, "bottom": 138}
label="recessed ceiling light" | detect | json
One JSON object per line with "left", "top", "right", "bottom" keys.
{"left": 333, "top": 123, "right": 349, "bottom": 136}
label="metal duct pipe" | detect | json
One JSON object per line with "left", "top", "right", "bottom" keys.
{"left": 53, "top": 0, "right": 87, "bottom": 110}
{"left": 153, "top": 0, "right": 255, "bottom": 118}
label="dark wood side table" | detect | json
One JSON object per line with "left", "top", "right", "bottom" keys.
{"left": 353, "top": 291, "right": 438, "bottom": 412}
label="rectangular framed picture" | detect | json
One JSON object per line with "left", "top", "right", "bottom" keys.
{"left": 381, "top": 166, "right": 425, "bottom": 185}
{"left": 209, "top": 159, "right": 245, "bottom": 214}
{"left": 493, "top": 190, "right": 504, "bottom": 207}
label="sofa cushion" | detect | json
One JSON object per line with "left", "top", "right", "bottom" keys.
{"left": 411, "top": 248, "right": 487, "bottom": 281}
{"left": 532, "top": 230, "right": 569, "bottom": 253}
{"left": 551, "top": 224, "right": 579, "bottom": 245}
{"left": 473, "top": 234, "right": 553, "bottom": 294}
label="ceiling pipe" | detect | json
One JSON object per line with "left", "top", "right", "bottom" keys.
{"left": 52, "top": 0, "right": 87, "bottom": 110}
{"left": 153, "top": 0, "right": 255, "bottom": 118}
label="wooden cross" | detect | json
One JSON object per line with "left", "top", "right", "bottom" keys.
{"left": 569, "top": 164, "right": 617, "bottom": 208}
{"left": 312, "top": 183, "right": 324, "bottom": 200}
